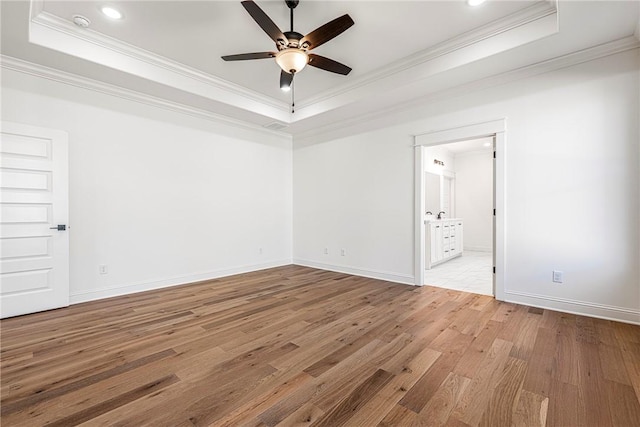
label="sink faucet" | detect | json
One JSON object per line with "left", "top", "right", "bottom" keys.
{"left": 437, "top": 211, "right": 445, "bottom": 219}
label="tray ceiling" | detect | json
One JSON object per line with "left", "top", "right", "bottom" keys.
{"left": 1, "top": 1, "right": 639, "bottom": 136}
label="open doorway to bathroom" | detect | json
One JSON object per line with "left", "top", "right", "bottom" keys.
{"left": 423, "top": 137, "right": 494, "bottom": 296}
{"left": 414, "top": 119, "right": 505, "bottom": 300}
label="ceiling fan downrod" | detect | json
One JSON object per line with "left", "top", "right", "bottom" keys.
{"left": 286, "top": 0, "right": 298, "bottom": 32}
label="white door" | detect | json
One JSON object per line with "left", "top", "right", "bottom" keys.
{"left": 0, "top": 122, "right": 69, "bottom": 318}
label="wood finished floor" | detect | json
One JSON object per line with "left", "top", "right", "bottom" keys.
{"left": 2, "top": 265, "right": 640, "bottom": 427}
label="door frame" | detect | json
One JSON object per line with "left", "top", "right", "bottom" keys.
{"left": 414, "top": 119, "right": 506, "bottom": 300}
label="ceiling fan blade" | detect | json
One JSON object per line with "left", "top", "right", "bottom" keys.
{"left": 221, "top": 52, "right": 276, "bottom": 61}
{"left": 280, "top": 70, "right": 293, "bottom": 90}
{"left": 241, "top": 1, "right": 288, "bottom": 46}
{"left": 300, "top": 14, "right": 354, "bottom": 50}
{"left": 308, "top": 54, "right": 352, "bottom": 75}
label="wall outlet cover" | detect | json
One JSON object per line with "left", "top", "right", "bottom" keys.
{"left": 552, "top": 270, "right": 563, "bottom": 283}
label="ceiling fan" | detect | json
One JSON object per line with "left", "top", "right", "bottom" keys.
{"left": 222, "top": 0, "right": 354, "bottom": 92}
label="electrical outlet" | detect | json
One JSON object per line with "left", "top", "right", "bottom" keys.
{"left": 341, "top": 248, "right": 346, "bottom": 256}
{"left": 99, "top": 265, "right": 108, "bottom": 275}
{"left": 324, "top": 248, "right": 328, "bottom": 255}
{"left": 552, "top": 270, "right": 563, "bottom": 283}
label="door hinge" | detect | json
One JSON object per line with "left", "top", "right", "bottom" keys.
{"left": 493, "top": 208, "right": 496, "bottom": 216}
{"left": 493, "top": 151, "right": 496, "bottom": 159}
{"left": 493, "top": 266, "right": 496, "bottom": 274}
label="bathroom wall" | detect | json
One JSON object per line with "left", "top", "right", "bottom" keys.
{"left": 454, "top": 150, "right": 493, "bottom": 251}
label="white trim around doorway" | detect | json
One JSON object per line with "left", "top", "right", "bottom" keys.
{"left": 413, "top": 119, "right": 506, "bottom": 300}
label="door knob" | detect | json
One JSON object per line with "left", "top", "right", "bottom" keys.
{"left": 49, "top": 225, "right": 66, "bottom": 231}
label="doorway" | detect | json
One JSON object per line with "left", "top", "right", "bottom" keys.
{"left": 423, "top": 138, "right": 494, "bottom": 295}
{"left": 414, "top": 119, "right": 506, "bottom": 300}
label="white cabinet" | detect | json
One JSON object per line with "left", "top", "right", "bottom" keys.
{"left": 430, "top": 223, "right": 443, "bottom": 264}
{"left": 426, "top": 219, "right": 463, "bottom": 269}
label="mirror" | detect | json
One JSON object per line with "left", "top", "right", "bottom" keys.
{"left": 425, "top": 172, "right": 440, "bottom": 216}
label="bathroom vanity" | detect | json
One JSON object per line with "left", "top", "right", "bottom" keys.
{"left": 425, "top": 218, "right": 463, "bottom": 269}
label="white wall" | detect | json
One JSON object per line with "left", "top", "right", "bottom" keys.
{"left": 424, "top": 146, "right": 455, "bottom": 175}
{"left": 1, "top": 69, "right": 293, "bottom": 303}
{"left": 293, "top": 49, "right": 640, "bottom": 323}
{"left": 454, "top": 151, "right": 493, "bottom": 251}
{"left": 293, "top": 127, "right": 415, "bottom": 284}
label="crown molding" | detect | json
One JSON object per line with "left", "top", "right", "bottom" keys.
{"left": 0, "top": 55, "right": 293, "bottom": 140}
{"left": 294, "top": 36, "right": 640, "bottom": 146}
{"left": 28, "top": 1, "right": 291, "bottom": 122}
{"left": 290, "top": 1, "right": 558, "bottom": 121}
{"left": 296, "top": 1, "right": 558, "bottom": 111}
{"left": 27, "top": 0, "right": 558, "bottom": 125}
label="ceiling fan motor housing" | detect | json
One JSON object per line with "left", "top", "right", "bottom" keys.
{"left": 283, "top": 31, "right": 304, "bottom": 49}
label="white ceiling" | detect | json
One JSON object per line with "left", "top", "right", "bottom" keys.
{"left": 41, "top": 0, "right": 539, "bottom": 100}
{"left": 1, "top": 1, "right": 639, "bottom": 138}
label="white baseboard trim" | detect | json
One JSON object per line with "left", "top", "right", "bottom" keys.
{"left": 464, "top": 246, "right": 492, "bottom": 253}
{"left": 69, "top": 259, "right": 292, "bottom": 304}
{"left": 293, "top": 258, "right": 415, "bottom": 286}
{"left": 504, "top": 290, "right": 640, "bottom": 325}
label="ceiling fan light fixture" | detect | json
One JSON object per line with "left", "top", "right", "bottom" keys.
{"left": 275, "top": 48, "right": 308, "bottom": 74}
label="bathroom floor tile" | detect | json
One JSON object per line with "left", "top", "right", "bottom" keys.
{"left": 424, "top": 250, "right": 493, "bottom": 295}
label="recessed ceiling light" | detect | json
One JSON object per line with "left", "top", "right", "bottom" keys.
{"left": 101, "top": 6, "right": 123, "bottom": 20}
{"left": 483, "top": 142, "right": 491, "bottom": 147}
{"left": 467, "top": 0, "right": 487, "bottom": 6}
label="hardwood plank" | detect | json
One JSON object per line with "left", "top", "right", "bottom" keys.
{"left": 554, "top": 315, "right": 579, "bottom": 385}
{"left": 419, "top": 372, "right": 471, "bottom": 426}
{"left": 398, "top": 328, "right": 474, "bottom": 413}
{"left": 512, "top": 389, "right": 549, "bottom": 427}
{"left": 449, "top": 338, "right": 513, "bottom": 426}
{"left": 44, "top": 374, "right": 179, "bottom": 427}
{"left": 275, "top": 402, "right": 324, "bottom": 427}
{"left": 600, "top": 343, "right": 633, "bottom": 385}
{"left": 452, "top": 320, "right": 502, "bottom": 378}
{"left": 312, "top": 368, "right": 394, "bottom": 426}
{"left": 619, "top": 340, "right": 640, "bottom": 401}
{"left": 576, "top": 341, "right": 614, "bottom": 426}
{"left": 604, "top": 380, "right": 640, "bottom": 426}
{"left": 378, "top": 404, "right": 421, "bottom": 426}
{"left": 521, "top": 327, "right": 555, "bottom": 396}
{"left": 1, "top": 349, "right": 177, "bottom": 414}
{"left": 546, "top": 380, "right": 578, "bottom": 427}
{"left": 478, "top": 357, "right": 527, "bottom": 427}
{"left": 348, "top": 346, "right": 441, "bottom": 426}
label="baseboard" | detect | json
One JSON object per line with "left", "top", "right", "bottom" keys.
{"left": 504, "top": 290, "right": 640, "bottom": 325}
{"left": 69, "top": 259, "right": 292, "bottom": 304}
{"left": 293, "top": 258, "right": 415, "bottom": 286}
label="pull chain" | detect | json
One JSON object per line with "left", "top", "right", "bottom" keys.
{"left": 291, "top": 75, "right": 295, "bottom": 114}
